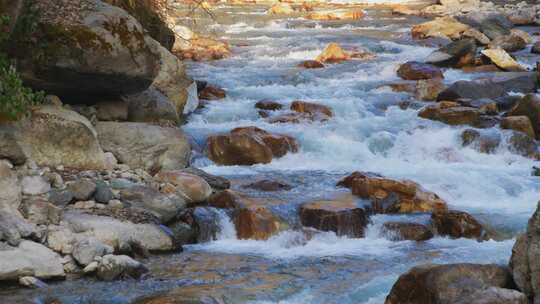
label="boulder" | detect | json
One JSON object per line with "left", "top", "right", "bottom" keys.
{"left": 501, "top": 116, "right": 535, "bottom": 139}
{"left": 179, "top": 167, "right": 230, "bottom": 191}
{"left": 487, "top": 34, "right": 528, "bottom": 53}
{"left": 507, "top": 94, "right": 540, "bottom": 140}
{"left": 95, "top": 101, "right": 128, "bottom": 122}
{"left": 67, "top": 179, "right": 97, "bottom": 201}
{"left": 242, "top": 180, "right": 292, "bottom": 192}
{"left": 21, "top": 176, "right": 50, "bottom": 196}
{"left": 290, "top": 101, "right": 333, "bottom": 118}
{"left": 0, "top": 241, "right": 65, "bottom": 281}
{"left": 397, "top": 61, "right": 443, "bottom": 80}
{"left": 20, "top": 198, "right": 62, "bottom": 225}
{"left": 48, "top": 189, "right": 74, "bottom": 207}
{"left": 382, "top": 222, "right": 433, "bottom": 241}
{"left": 255, "top": 100, "right": 283, "bottom": 111}
{"left": 385, "top": 263, "right": 515, "bottom": 304}
{"left": 480, "top": 16, "right": 512, "bottom": 40}
{"left": 315, "top": 43, "right": 350, "bottom": 63}
{"left": 411, "top": 17, "right": 470, "bottom": 40}
{"left": 7, "top": 0, "right": 159, "bottom": 102}
{"left": 425, "top": 39, "right": 476, "bottom": 68}
{"left": 342, "top": 172, "right": 447, "bottom": 214}
{"left": 415, "top": 79, "right": 446, "bottom": 101}
{"left": 0, "top": 161, "right": 21, "bottom": 211}
{"left": 94, "top": 181, "right": 114, "bottom": 204}
{"left": 126, "top": 88, "right": 180, "bottom": 124}
{"left": 96, "top": 122, "right": 191, "bottom": 174}
{"left": 299, "top": 199, "right": 369, "bottom": 238}
{"left": 72, "top": 238, "right": 114, "bottom": 266}
{"left": 298, "top": 60, "right": 324, "bottom": 69}
{"left": 306, "top": 10, "right": 364, "bottom": 21}
{"left": 431, "top": 210, "right": 487, "bottom": 239}
{"left": 154, "top": 171, "right": 212, "bottom": 204}
{"left": 0, "top": 211, "right": 38, "bottom": 246}
{"left": 461, "top": 129, "right": 501, "bottom": 153}
{"left": 455, "top": 287, "right": 527, "bottom": 304}
{"left": 120, "top": 185, "right": 186, "bottom": 223}
{"left": 199, "top": 85, "right": 226, "bottom": 101}
{"left": 481, "top": 49, "right": 525, "bottom": 72}
{"left": 419, "top": 102, "right": 484, "bottom": 127}
{"left": 0, "top": 126, "right": 27, "bottom": 165}
{"left": 508, "top": 132, "right": 538, "bottom": 158}
{"left": 96, "top": 254, "right": 148, "bottom": 281}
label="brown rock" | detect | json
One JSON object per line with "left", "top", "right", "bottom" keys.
{"left": 231, "top": 127, "right": 299, "bottom": 158}
{"left": 461, "top": 129, "right": 501, "bottom": 154}
{"left": 481, "top": 49, "right": 525, "bottom": 72}
{"left": 431, "top": 210, "right": 486, "bottom": 239}
{"left": 416, "top": 79, "right": 446, "bottom": 101}
{"left": 419, "top": 102, "right": 483, "bottom": 127}
{"left": 306, "top": 10, "right": 364, "bottom": 21}
{"left": 242, "top": 180, "right": 292, "bottom": 192}
{"left": 382, "top": 222, "right": 433, "bottom": 241}
{"left": 411, "top": 17, "right": 470, "bottom": 40}
{"left": 397, "top": 62, "right": 443, "bottom": 80}
{"left": 290, "top": 101, "right": 333, "bottom": 117}
{"left": 176, "top": 37, "right": 230, "bottom": 62}
{"left": 255, "top": 100, "right": 283, "bottom": 111}
{"left": 298, "top": 60, "right": 324, "bottom": 69}
{"left": 199, "top": 86, "right": 226, "bottom": 100}
{"left": 267, "top": 3, "right": 294, "bottom": 15}
{"left": 507, "top": 94, "right": 540, "bottom": 140}
{"left": 315, "top": 43, "right": 350, "bottom": 63}
{"left": 154, "top": 171, "right": 212, "bottom": 204}
{"left": 487, "top": 34, "right": 527, "bottom": 53}
{"left": 501, "top": 116, "right": 535, "bottom": 138}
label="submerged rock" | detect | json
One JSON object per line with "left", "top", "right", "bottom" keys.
{"left": 255, "top": 100, "right": 283, "bottom": 111}
{"left": 461, "top": 129, "right": 501, "bottom": 153}
{"left": 298, "top": 60, "right": 325, "bottom": 69}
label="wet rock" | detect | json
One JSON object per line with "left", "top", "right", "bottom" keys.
{"left": 397, "top": 61, "right": 443, "bottom": 80}
{"left": 94, "top": 181, "right": 114, "bottom": 204}
{"left": 242, "top": 180, "right": 292, "bottom": 192}
{"left": 415, "top": 79, "right": 446, "bottom": 101}
{"left": 199, "top": 86, "right": 226, "bottom": 101}
{"left": 481, "top": 49, "right": 525, "bottom": 72}
{"left": 461, "top": 129, "right": 501, "bottom": 153}
{"left": 382, "top": 222, "right": 433, "bottom": 241}
{"left": 508, "top": 132, "right": 539, "bottom": 158}
{"left": 192, "top": 207, "right": 225, "bottom": 242}
{"left": 206, "top": 127, "right": 298, "bottom": 166}
{"left": 501, "top": 116, "right": 535, "bottom": 139}
{"left": 306, "top": 10, "right": 364, "bottom": 21}
{"left": 487, "top": 34, "right": 528, "bottom": 53}
{"left": 300, "top": 199, "right": 369, "bottom": 238}
{"left": 154, "top": 171, "right": 212, "bottom": 204}
{"left": 67, "top": 179, "right": 97, "bottom": 201}
{"left": 431, "top": 210, "right": 487, "bottom": 239}
{"left": 175, "top": 36, "right": 231, "bottom": 62}
{"left": 533, "top": 167, "right": 540, "bottom": 177}
{"left": 96, "top": 122, "right": 191, "bottom": 173}
{"left": 96, "top": 254, "right": 148, "bottom": 281}
{"left": 344, "top": 172, "right": 447, "bottom": 214}
{"left": 291, "top": 101, "right": 333, "bottom": 118}
{"left": 411, "top": 17, "right": 470, "bottom": 40}
{"left": 315, "top": 43, "right": 350, "bottom": 63}
{"left": 425, "top": 39, "right": 476, "bottom": 68}
{"left": 532, "top": 42, "right": 540, "bottom": 54}
{"left": 0, "top": 241, "right": 65, "bottom": 281}
{"left": 72, "top": 238, "right": 114, "bottom": 266}
{"left": 255, "top": 100, "right": 283, "bottom": 111}
{"left": 507, "top": 94, "right": 540, "bottom": 140}
{"left": 179, "top": 167, "right": 230, "bottom": 191}
{"left": 419, "top": 102, "right": 484, "bottom": 127}
{"left": 95, "top": 101, "right": 128, "bottom": 122}
{"left": 120, "top": 185, "right": 186, "bottom": 223}
{"left": 385, "top": 263, "right": 515, "bottom": 304}
{"left": 298, "top": 60, "right": 324, "bottom": 69}
{"left": 48, "top": 189, "right": 74, "bottom": 207}
{"left": 21, "top": 176, "right": 51, "bottom": 196}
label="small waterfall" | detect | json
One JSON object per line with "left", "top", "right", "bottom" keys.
{"left": 216, "top": 208, "right": 237, "bottom": 240}
{"left": 193, "top": 207, "right": 237, "bottom": 242}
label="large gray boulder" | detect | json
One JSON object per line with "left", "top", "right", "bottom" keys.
{"left": 0, "top": 241, "right": 65, "bottom": 281}
{"left": 120, "top": 185, "right": 186, "bottom": 223}
{"left": 96, "top": 122, "right": 191, "bottom": 173}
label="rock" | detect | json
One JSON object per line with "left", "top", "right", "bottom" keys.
{"left": 45, "top": 172, "right": 64, "bottom": 189}
{"left": 431, "top": 210, "right": 487, "bottom": 239}
{"left": 67, "top": 179, "right": 97, "bottom": 201}
{"left": 175, "top": 36, "right": 231, "bottom": 62}
{"left": 267, "top": 3, "right": 294, "bottom": 15}
{"left": 125, "top": 88, "right": 180, "bottom": 124}
{"left": 488, "top": 34, "right": 528, "bottom": 53}
{"left": 501, "top": 116, "right": 535, "bottom": 138}
{"left": 481, "top": 49, "right": 525, "bottom": 72}
{"left": 306, "top": 10, "right": 364, "bottom": 21}
{"left": 154, "top": 171, "right": 212, "bottom": 204}
{"left": 199, "top": 85, "right": 226, "bottom": 101}
{"left": 291, "top": 101, "right": 333, "bottom": 118}
{"left": 419, "top": 102, "right": 484, "bottom": 127}
{"left": 385, "top": 263, "right": 514, "bottom": 304}
{"left": 0, "top": 210, "right": 37, "bottom": 246}
{"left": 96, "top": 122, "right": 191, "bottom": 174}
{"left": 108, "top": 199, "right": 124, "bottom": 209}
{"left": 463, "top": 28, "right": 491, "bottom": 45}
{"left": 72, "top": 238, "right": 114, "bottom": 266}
{"left": 461, "top": 129, "right": 501, "bottom": 153}
{"left": 94, "top": 181, "right": 114, "bottom": 204}
{"left": 179, "top": 167, "right": 230, "bottom": 190}
{"left": 480, "top": 17, "right": 512, "bottom": 40}
{"left": 48, "top": 189, "right": 74, "bottom": 207}
{"left": 315, "top": 43, "right": 350, "bottom": 63}
{"left": 300, "top": 199, "right": 369, "bottom": 238}
{"left": 532, "top": 42, "right": 540, "bottom": 54}
{"left": 20, "top": 198, "right": 62, "bottom": 225}
{"left": 13, "top": 106, "right": 107, "bottom": 170}
{"left": 167, "top": 220, "right": 196, "bottom": 248}
{"left": 206, "top": 127, "right": 298, "bottom": 166}
{"left": 8, "top": 0, "right": 159, "bottom": 102}
{"left": 397, "top": 61, "right": 443, "bottom": 80}
{"left": 298, "top": 60, "right": 324, "bottom": 69}
{"left": 0, "top": 126, "right": 27, "bottom": 165}
{"left": 0, "top": 161, "right": 21, "bottom": 211}
{"left": 255, "top": 100, "right": 283, "bottom": 111}
{"left": 508, "top": 132, "right": 538, "bottom": 158}
{"left": 21, "top": 176, "right": 51, "bottom": 196}
{"left": 411, "top": 17, "right": 470, "bottom": 40}
{"left": 19, "top": 276, "right": 47, "bottom": 288}
{"left": 533, "top": 167, "right": 540, "bottom": 177}
{"left": 425, "top": 39, "right": 476, "bottom": 68}
{"left": 242, "top": 180, "right": 292, "bottom": 192}
{"left": 507, "top": 94, "right": 540, "bottom": 140}
{"left": 455, "top": 287, "right": 528, "bottom": 304}
{"left": 83, "top": 261, "right": 99, "bottom": 274}
{"left": 95, "top": 101, "right": 128, "bottom": 122}
{"left": 382, "top": 222, "right": 433, "bottom": 241}
{"left": 0, "top": 241, "right": 65, "bottom": 281}
{"left": 120, "top": 185, "right": 186, "bottom": 223}
{"left": 416, "top": 79, "right": 446, "bottom": 101}
{"left": 343, "top": 172, "right": 447, "bottom": 214}
{"left": 96, "top": 254, "right": 148, "bottom": 281}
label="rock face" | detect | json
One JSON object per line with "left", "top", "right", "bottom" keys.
{"left": 340, "top": 172, "right": 447, "bottom": 214}
{"left": 96, "top": 122, "right": 191, "bottom": 173}
{"left": 300, "top": 199, "right": 369, "bottom": 238}
{"left": 0, "top": 241, "right": 65, "bottom": 281}
{"left": 397, "top": 62, "right": 443, "bottom": 80}
{"left": 385, "top": 263, "right": 516, "bottom": 304}
{"left": 507, "top": 94, "right": 540, "bottom": 140}
{"left": 431, "top": 210, "right": 486, "bottom": 239}
{"left": 315, "top": 43, "right": 350, "bottom": 63}
{"left": 206, "top": 127, "right": 298, "bottom": 166}
{"left": 7, "top": 0, "right": 159, "bottom": 102}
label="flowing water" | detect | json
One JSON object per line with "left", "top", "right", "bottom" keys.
{"left": 3, "top": 3, "right": 540, "bottom": 304}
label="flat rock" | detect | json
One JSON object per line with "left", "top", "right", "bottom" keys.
{"left": 0, "top": 241, "right": 65, "bottom": 281}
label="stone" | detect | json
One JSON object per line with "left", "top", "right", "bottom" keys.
{"left": 397, "top": 62, "right": 443, "bottom": 80}
{"left": 487, "top": 34, "right": 528, "bottom": 53}
{"left": 382, "top": 222, "right": 433, "bottom": 241}
{"left": 481, "top": 49, "right": 525, "bottom": 72}
{"left": 83, "top": 261, "right": 99, "bottom": 274}
{"left": 455, "top": 287, "right": 527, "bottom": 304}
{"left": 463, "top": 28, "right": 490, "bottom": 45}
{"left": 411, "top": 17, "right": 470, "bottom": 40}
{"left": 72, "top": 238, "right": 114, "bottom": 266}
{"left": 508, "top": 132, "right": 538, "bottom": 158}
{"left": 298, "top": 60, "right": 324, "bottom": 69}
{"left": 95, "top": 101, "right": 128, "bottom": 122}
{"left": 461, "top": 129, "right": 501, "bottom": 153}
{"left": 480, "top": 17, "right": 512, "bottom": 40}
{"left": 20, "top": 198, "right": 62, "bottom": 225}
{"left": 21, "top": 176, "right": 51, "bottom": 196}
{"left": 0, "top": 126, "right": 27, "bottom": 165}
{"left": 300, "top": 199, "right": 369, "bottom": 238}
{"left": 425, "top": 39, "right": 476, "bottom": 68}
{"left": 415, "top": 79, "right": 446, "bottom": 101}
{"left": 96, "top": 122, "right": 191, "bottom": 174}
{"left": 48, "top": 189, "right": 74, "bottom": 207}
{"left": 431, "top": 210, "right": 487, "bottom": 239}
{"left": 501, "top": 116, "right": 535, "bottom": 138}
{"left": 108, "top": 199, "right": 124, "bottom": 209}
{"left": 306, "top": 10, "right": 364, "bottom": 21}
{"left": 507, "top": 94, "right": 540, "bottom": 140}
{"left": 255, "top": 100, "right": 283, "bottom": 111}
{"left": 94, "top": 181, "right": 114, "bottom": 204}
{"left": 0, "top": 241, "right": 65, "bottom": 281}
{"left": 167, "top": 220, "right": 197, "bottom": 248}
{"left": 291, "top": 101, "right": 333, "bottom": 118}
{"left": 242, "top": 180, "right": 292, "bottom": 192}
{"left": 385, "top": 263, "right": 514, "bottom": 304}
{"left": 315, "top": 43, "right": 350, "bottom": 63}
{"left": 67, "top": 179, "right": 97, "bottom": 201}
{"left": 44, "top": 172, "right": 63, "bottom": 189}
{"left": 532, "top": 42, "right": 540, "bottom": 54}
{"left": 126, "top": 88, "right": 180, "bottom": 124}
{"left": 199, "top": 85, "right": 226, "bottom": 101}
{"left": 175, "top": 36, "right": 231, "bottom": 62}
{"left": 154, "top": 171, "right": 212, "bottom": 204}
{"left": 0, "top": 211, "right": 37, "bottom": 246}
{"left": 19, "top": 276, "right": 47, "bottom": 288}
{"left": 419, "top": 102, "right": 483, "bottom": 127}
{"left": 96, "top": 254, "right": 148, "bottom": 281}
{"left": 120, "top": 185, "right": 186, "bottom": 223}
{"left": 267, "top": 3, "right": 294, "bottom": 15}
{"left": 0, "top": 160, "right": 21, "bottom": 211}
{"left": 179, "top": 167, "right": 230, "bottom": 190}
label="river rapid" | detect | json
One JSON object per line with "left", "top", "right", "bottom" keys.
{"left": 3, "top": 2, "right": 540, "bottom": 304}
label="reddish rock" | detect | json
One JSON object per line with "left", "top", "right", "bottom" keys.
{"left": 315, "top": 43, "right": 350, "bottom": 63}
{"left": 397, "top": 61, "right": 444, "bottom": 80}
{"left": 199, "top": 86, "right": 226, "bottom": 100}
{"left": 231, "top": 127, "right": 299, "bottom": 158}
{"left": 255, "top": 100, "right": 283, "bottom": 111}
{"left": 418, "top": 102, "right": 483, "bottom": 127}
{"left": 242, "top": 180, "right": 292, "bottom": 192}
{"left": 298, "top": 60, "right": 324, "bottom": 69}
{"left": 431, "top": 210, "right": 486, "bottom": 239}
{"left": 176, "top": 37, "right": 230, "bottom": 61}
{"left": 300, "top": 199, "right": 369, "bottom": 237}
{"left": 382, "top": 222, "right": 433, "bottom": 241}
{"left": 290, "top": 101, "right": 333, "bottom": 117}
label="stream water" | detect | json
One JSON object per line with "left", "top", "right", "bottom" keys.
{"left": 2, "top": 2, "right": 540, "bottom": 304}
